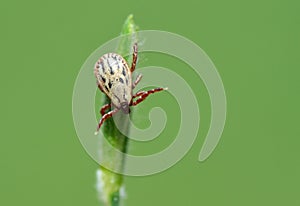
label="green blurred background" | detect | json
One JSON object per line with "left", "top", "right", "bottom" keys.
{"left": 1, "top": 0, "right": 299, "bottom": 205}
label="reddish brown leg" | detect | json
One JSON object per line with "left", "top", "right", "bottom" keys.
{"left": 129, "top": 91, "right": 145, "bottom": 106}
{"left": 100, "top": 104, "right": 111, "bottom": 116}
{"left": 131, "top": 88, "right": 167, "bottom": 106}
{"left": 132, "top": 91, "right": 145, "bottom": 98}
{"left": 95, "top": 108, "right": 119, "bottom": 135}
{"left": 132, "top": 73, "right": 142, "bottom": 89}
{"left": 130, "top": 43, "right": 138, "bottom": 72}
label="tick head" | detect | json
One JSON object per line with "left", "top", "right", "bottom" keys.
{"left": 120, "top": 102, "right": 130, "bottom": 114}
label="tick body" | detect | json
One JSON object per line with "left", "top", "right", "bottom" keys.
{"left": 94, "top": 52, "right": 132, "bottom": 114}
{"left": 94, "top": 43, "right": 167, "bottom": 134}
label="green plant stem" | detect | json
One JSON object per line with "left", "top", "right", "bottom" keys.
{"left": 97, "top": 14, "right": 138, "bottom": 206}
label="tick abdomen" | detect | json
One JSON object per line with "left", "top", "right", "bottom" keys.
{"left": 94, "top": 53, "right": 132, "bottom": 109}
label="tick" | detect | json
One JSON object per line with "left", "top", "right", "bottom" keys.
{"left": 94, "top": 43, "right": 167, "bottom": 134}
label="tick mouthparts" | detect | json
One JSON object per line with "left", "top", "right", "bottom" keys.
{"left": 120, "top": 102, "right": 130, "bottom": 114}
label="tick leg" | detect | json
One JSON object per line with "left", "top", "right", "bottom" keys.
{"left": 132, "top": 90, "right": 145, "bottom": 98}
{"left": 131, "top": 87, "right": 167, "bottom": 106}
{"left": 130, "top": 91, "right": 145, "bottom": 105}
{"left": 95, "top": 108, "right": 119, "bottom": 135}
{"left": 100, "top": 104, "right": 111, "bottom": 116}
{"left": 132, "top": 73, "right": 143, "bottom": 89}
{"left": 130, "top": 42, "right": 138, "bottom": 72}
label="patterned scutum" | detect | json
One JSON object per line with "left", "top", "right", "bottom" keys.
{"left": 94, "top": 53, "right": 132, "bottom": 109}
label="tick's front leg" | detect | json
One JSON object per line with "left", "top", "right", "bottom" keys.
{"left": 131, "top": 87, "right": 167, "bottom": 106}
{"left": 100, "top": 104, "right": 111, "bottom": 116}
{"left": 95, "top": 108, "right": 119, "bottom": 135}
{"left": 132, "top": 90, "right": 145, "bottom": 98}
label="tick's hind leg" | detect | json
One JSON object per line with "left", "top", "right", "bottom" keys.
{"left": 100, "top": 104, "right": 111, "bottom": 116}
{"left": 95, "top": 108, "right": 119, "bottom": 135}
{"left": 131, "top": 87, "right": 167, "bottom": 106}
{"left": 130, "top": 43, "right": 138, "bottom": 72}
